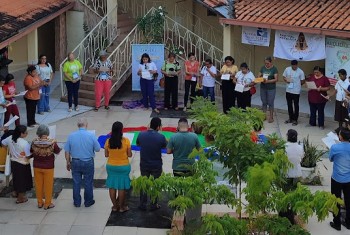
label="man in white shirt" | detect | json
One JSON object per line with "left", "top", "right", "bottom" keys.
{"left": 200, "top": 59, "right": 217, "bottom": 102}
{"left": 283, "top": 60, "right": 305, "bottom": 126}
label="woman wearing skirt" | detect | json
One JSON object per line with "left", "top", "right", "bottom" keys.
{"left": 2, "top": 125, "right": 32, "bottom": 203}
{"left": 104, "top": 121, "right": 132, "bottom": 212}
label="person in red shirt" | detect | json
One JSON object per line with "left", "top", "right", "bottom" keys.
{"left": 3, "top": 74, "right": 20, "bottom": 126}
{"left": 307, "top": 66, "right": 330, "bottom": 129}
{"left": 184, "top": 52, "right": 200, "bottom": 111}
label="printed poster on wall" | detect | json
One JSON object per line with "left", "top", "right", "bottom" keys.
{"left": 242, "top": 26, "right": 270, "bottom": 47}
{"left": 131, "top": 44, "right": 164, "bottom": 91}
{"left": 325, "top": 37, "right": 350, "bottom": 80}
{"left": 273, "top": 30, "right": 326, "bottom": 61}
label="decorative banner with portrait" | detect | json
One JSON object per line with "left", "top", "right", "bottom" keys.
{"left": 131, "top": 44, "right": 164, "bottom": 91}
{"left": 273, "top": 30, "right": 326, "bottom": 61}
{"left": 325, "top": 37, "right": 350, "bottom": 80}
{"left": 242, "top": 26, "right": 271, "bottom": 47}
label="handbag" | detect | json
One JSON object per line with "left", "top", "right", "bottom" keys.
{"left": 4, "top": 148, "right": 11, "bottom": 176}
{"left": 159, "top": 76, "right": 165, "bottom": 88}
{"left": 250, "top": 86, "right": 257, "bottom": 95}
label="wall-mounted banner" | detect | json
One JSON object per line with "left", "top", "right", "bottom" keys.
{"left": 131, "top": 44, "right": 164, "bottom": 91}
{"left": 325, "top": 37, "right": 350, "bottom": 80}
{"left": 242, "top": 27, "right": 270, "bottom": 47}
{"left": 273, "top": 31, "right": 326, "bottom": 61}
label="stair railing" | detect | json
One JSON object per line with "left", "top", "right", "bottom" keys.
{"left": 78, "top": 0, "right": 107, "bottom": 18}
{"left": 59, "top": 5, "right": 118, "bottom": 97}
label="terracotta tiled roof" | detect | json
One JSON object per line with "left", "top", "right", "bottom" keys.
{"left": 203, "top": 0, "right": 228, "bottom": 8}
{"left": 0, "top": 0, "right": 73, "bottom": 44}
{"left": 233, "top": 0, "right": 350, "bottom": 31}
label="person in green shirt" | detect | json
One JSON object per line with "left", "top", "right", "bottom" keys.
{"left": 167, "top": 118, "right": 201, "bottom": 176}
{"left": 258, "top": 56, "right": 278, "bottom": 123}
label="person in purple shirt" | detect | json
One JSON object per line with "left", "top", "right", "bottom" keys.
{"left": 329, "top": 127, "right": 350, "bottom": 231}
{"left": 136, "top": 117, "right": 167, "bottom": 211}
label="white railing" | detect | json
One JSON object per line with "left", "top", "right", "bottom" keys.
{"left": 78, "top": 0, "right": 107, "bottom": 18}
{"left": 60, "top": 5, "right": 118, "bottom": 96}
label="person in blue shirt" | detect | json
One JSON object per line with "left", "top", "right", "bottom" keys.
{"left": 136, "top": 117, "right": 167, "bottom": 211}
{"left": 329, "top": 127, "right": 350, "bottom": 231}
{"left": 64, "top": 117, "right": 101, "bottom": 208}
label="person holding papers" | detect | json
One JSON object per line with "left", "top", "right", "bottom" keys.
{"left": 234, "top": 62, "right": 255, "bottom": 109}
{"left": 184, "top": 52, "right": 200, "bottom": 111}
{"left": 36, "top": 55, "right": 53, "bottom": 114}
{"left": 30, "top": 124, "right": 61, "bottom": 209}
{"left": 3, "top": 74, "right": 20, "bottom": 126}
{"left": 307, "top": 66, "right": 330, "bottom": 130}
{"left": 326, "top": 69, "right": 350, "bottom": 129}
{"left": 200, "top": 59, "right": 217, "bottom": 102}
{"left": 283, "top": 60, "right": 305, "bottom": 126}
{"left": 219, "top": 56, "right": 238, "bottom": 114}
{"left": 258, "top": 56, "right": 278, "bottom": 123}
{"left": 328, "top": 127, "right": 350, "bottom": 231}
{"left": 63, "top": 52, "right": 83, "bottom": 112}
{"left": 137, "top": 53, "right": 159, "bottom": 113}
{"left": 0, "top": 76, "right": 7, "bottom": 129}
{"left": 93, "top": 50, "right": 113, "bottom": 112}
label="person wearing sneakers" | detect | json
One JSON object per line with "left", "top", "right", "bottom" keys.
{"left": 283, "top": 60, "right": 305, "bottom": 126}
{"left": 36, "top": 54, "right": 53, "bottom": 115}
{"left": 329, "top": 127, "right": 350, "bottom": 231}
{"left": 63, "top": 52, "right": 82, "bottom": 112}
{"left": 93, "top": 50, "right": 113, "bottom": 112}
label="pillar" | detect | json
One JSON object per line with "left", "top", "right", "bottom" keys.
{"left": 55, "top": 13, "right": 67, "bottom": 70}
{"left": 223, "top": 25, "right": 234, "bottom": 57}
{"left": 27, "top": 29, "right": 38, "bottom": 65}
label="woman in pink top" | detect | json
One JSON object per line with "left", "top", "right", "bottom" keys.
{"left": 184, "top": 52, "right": 200, "bottom": 111}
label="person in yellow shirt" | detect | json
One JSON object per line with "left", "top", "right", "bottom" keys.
{"left": 218, "top": 56, "right": 238, "bottom": 114}
{"left": 104, "top": 121, "right": 132, "bottom": 212}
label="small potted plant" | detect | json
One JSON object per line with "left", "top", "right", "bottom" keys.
{"left": 301, "top": 135, "right": 327, "bottom": 178}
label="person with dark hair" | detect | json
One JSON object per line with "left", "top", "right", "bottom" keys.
{"left": 63, "top": 52, "right": 82, "bottom": 112}
{"left": 161, "top": 53, "right": 181, "bottom": 110}
{"left": 283, "top": 60, "right": 305, "bottom": 126}
{"left": 307, "top": 66, "right": 330, "bottom": 129}
{"left": 3, "top": 74, "right": 20, "bottom": 126}
{"left": 104, "top": 121, "right": 132, "bottom": 212}
{"left": 2, "top": 125, "right": 31, "bottom": 204}
{"left": 184, "top": 52, "right": 200, "bottom": 111}
{"left": 329, "top": 127, "right": 350, "bottom": 231}
{"left": 24, "top": 65, "right": 44, "bottom": 127}
{"left": 167, "top": 118, "right": 201, "bottom": 176}
{"left": 36, "top": 55, "right": 53, "bottom": 114}
{"left": 200, "top": 59, "right": 217, "bottom": 102}
{"left": 0, "top": 75, "right": 8, "bottom": 130}
{"left": 136, "top": 117, "right": 167, "bottom": 210}
{"left": 234, "top": 62, "right": 255, "bottom": 109}
{"left": 137, "top": 53, "right": 159, "bottom": 113}
{"left": 218, "top": 56, "right": 238, "bottom": 113}
{"left": 93, "top": 50, "right": 113, "bottom": 111}
{"left": 326, "top": 69, "right": 349, "bottom": 128}
{"left": 64, "top": 117, "right": 101, "bottom": 207}
{"left": 285, "top": 129, "right": 303, "bottom": 181}
{"left": 258, "top": 56, "right": 278, "bottom": 123}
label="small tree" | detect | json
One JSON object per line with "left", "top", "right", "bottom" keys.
{"left": 137, "top": 6, "right": 166, "bottom": 44}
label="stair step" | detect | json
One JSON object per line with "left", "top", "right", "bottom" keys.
{"left": 117, "top": 19, "right": 135, "bottom": 28}
{"left": 117, "top": 13, "right": 132, "bottom": 21}
{"left": 118, "top": 25, "right": 135, "bottom": 34}
{"left": 80, "top": 81, "right": 95, "bottom": 91}
{"left": 60, "top": 96, "right": 95, "bottom": 107}
{"left": 79, "top": 90, "right": 95, "bottom": 99}
{"left": 81, "top": 73, "right": 96, "bottom": 83}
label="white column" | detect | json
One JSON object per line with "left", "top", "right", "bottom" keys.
{"left": 27, "top": 29, "right": 38, "bottom": 65}
{"left": 223, "top": 25, "right": 234, "bottom": 57}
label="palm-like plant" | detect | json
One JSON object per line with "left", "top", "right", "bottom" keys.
{"left": 302, "top": 135, "right": 327, "bottom": 168}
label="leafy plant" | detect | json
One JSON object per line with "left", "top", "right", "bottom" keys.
{"left": 302, "top": 135, "right": 327, "bottom": 168}
{"left": 137, "top": 6, "right": 166, "bottom": 43}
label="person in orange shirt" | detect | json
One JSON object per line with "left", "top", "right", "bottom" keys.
{"left": 23, "top": 66, "right": 45, "bottom": 127}
{"left": 184, "top": 52, "right": 200, "bottom": 111}
{"left": 104, "top": 121, "right": 132, "bottom": 212}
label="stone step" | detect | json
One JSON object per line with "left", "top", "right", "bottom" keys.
{"left": 79, "top": 89, "right": 95, "bottom": 100}
{"left": 80, "top": 81, "right": 95, "bottom": 91}
{"left": 81, "top": 73, "right": 96, "bottom": 83}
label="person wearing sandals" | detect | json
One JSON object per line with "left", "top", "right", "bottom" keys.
{"left": 30, "top": 125, "right": 61, "bottom": 209}
{"left": 3, "top": 74, "right": 20, "bottom": 126}
{"left": 184, "top": 52, "right": 200, "bottom": 111}
{"left": 93, "top": 50, "right": 113, "bottom": 112}
{"left": 2, "top": 125, "right": 32, "bottom": 204}
{"left": 161, "top": 53, "right": 181, "bottom": 110}
{"left": 137, "top": 53, "right": 159, "bottom": 113}
{"left": 104, "top": 121, "right": 132, "bottom": 212}
{"left": 136, "top": 117, "right": 167, "bottom": 210}
{"left": 63, "top": 52, "right": 82, "bottom": 112}
{"left": 283, "top": 60, "right": 305, "bottom": 126}
{"left": 36, "top": 55, "right": 53, "bottom": 115}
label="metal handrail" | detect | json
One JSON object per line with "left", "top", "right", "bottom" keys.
{"left": 78, "top": 0, "right": 107, "bottom": 18}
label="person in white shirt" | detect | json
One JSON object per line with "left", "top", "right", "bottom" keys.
{"left": 326, "top": 69, "right": 350, "bottom": 128}
{"left": 233, "top": 62, "right": 255, "bottom": 109}
{"left": 137, "top": 53, "right": 159, "bottom": 113}
{"left": 200, "top": 59, "right": 217, "bottom": 102}
{"left": 283, "top": 60, "right": 305, "bottom": 126}
{"left": 285, "top": 129, "right": 303, "bottom": 181}
{"left": 0, "top": 76, "right": 7, "bottom": 130}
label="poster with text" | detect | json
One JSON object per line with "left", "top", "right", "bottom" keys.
{"left": 273, "top": 30, "right": 326, "bottom": 61}
{"left": 131, "top": 44, "right": 164, "bottom": 91}
{"left": 325, "top": 37, "right": 350, "bottom": 79}
{"left": 242, "top": 26, "right": 270, "bottom": 47}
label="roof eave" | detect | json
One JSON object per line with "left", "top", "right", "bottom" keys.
{"left": 219, "top": 18, "right": 350, "bottom": 38}
{"left": 0, "top": 1, "right": 75, "bottom": 49}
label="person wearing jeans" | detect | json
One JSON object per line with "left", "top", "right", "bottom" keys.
{"left": 283, "top": 60, "right": 305, "bottom": 126}
{"left": 64, "top": 117, "right": 101, "bottom": 207}
{"left": 329, "top": 127, "right": 350, "bottom": 231}
{"left": 184, "top": 52, "right": 200, "bottom": 111}
{"left": 200, "top": 59, "right": 217, "bottom": 102}
{"left": 36, "top": 55, "right": 53, "bottom": 114}
{"left": 136, "top": 117, "right": 167, "bottom": 210}
{"left": 63, "top": 52, "right": 83, "bottom": 112}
